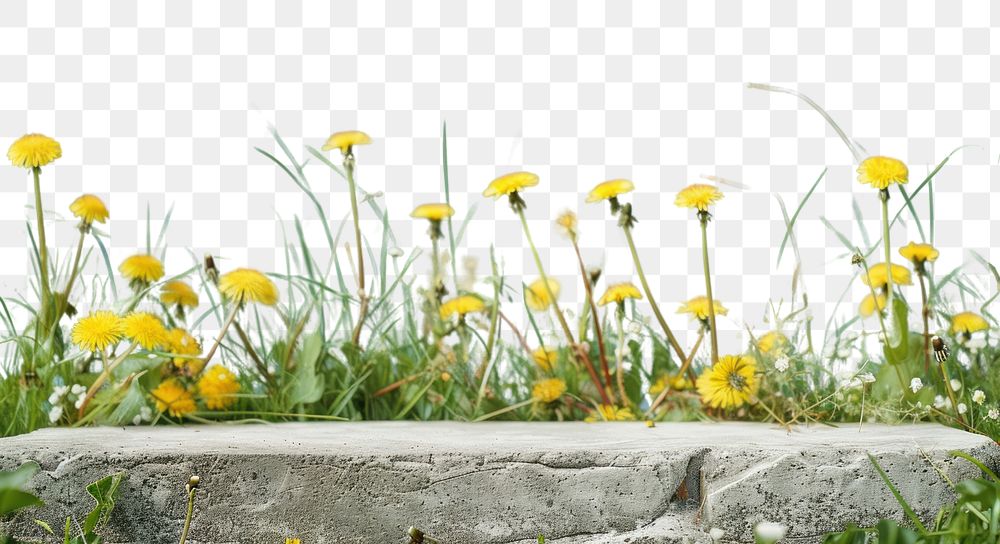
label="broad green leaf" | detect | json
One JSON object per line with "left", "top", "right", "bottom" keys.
{"left": 82, "top": 472, "right": 126, "bottom": 534}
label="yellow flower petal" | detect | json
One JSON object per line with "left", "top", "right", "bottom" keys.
{"left": 598, "top": 282, "right": 642, "bottom": 306}
{"left": 674, "top": 184, "right": 723, "bottom": 212}
{"left": 8, "top": 133, "right": 62, "bottom": 168}
{"left": 696, "top": 355, "right": 758, "bottom": 409}
{"left": 859, "top": 293, "right": 887, "bottom": 318}
{"left": 857, "top": 156, "right": 908, "bottom": 190}
{"left": 860, "top": 263, "right": 912, "bottom": 289}
{"left": 677, "top": 296, "right": 728, "bottom": 320}
{"left": 439, "top": 294, "right": 485, "bottom": 320}
{"left": 218, "top": 268, "right": 278, "bottom": 306}
{"left": 531, "top": 347, "right": 558, "bottom": 371}
{"left": 483, "top": 171, "right": 539, "bottom": 199}
{"left": 586, "top": 179, "right": 634, "bottom": 203}
{"left": 69, "top": 194, "right": 109, "bottom": 225}
{"left": 119, "top": 254, "right": 165, "bottom": 284}
{"left": 151, "top": 379, "right": 196, "bottom": 417}
{"left": 898, "top": 242, "right": 939, "bottom": 264}
{"left": 951, "top": 312, "right": 989, "bottom": 334}
{"left": 198, "top": 365, "right": 240, "bottom": 410}
{"left": 160, "top": 281, "right": 199, "bottom": 308}
{"left": 71, "top": 311, "right": 124, "bottom": 352}
{"left": 525, "top": 277, "right": 560, "bottom": 311}
{"left": 321, "top": 130, "right": 371, "bottom": 154}
{"left": 531, "top": 378, "right": 566, "bottom": 403}
{"left": 410, "top": 203, "right": 455, "bottom": 221}
{"left": 122, "top": 312, "right": 169, "bottom": 350}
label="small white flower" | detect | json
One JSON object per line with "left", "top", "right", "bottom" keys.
{"left": 74, "top": 397, "right": 85, "bottom": 410}
{"left": 47, "top": 393, "right": 62, "bottom": 405}
{"left": 139, "top": 406, "right": 153, "bottom": 422}
{"left": 53, "top": 384, "right": 69, "bottom": 397}
{"left": 973, "top": 390, "right": 986, "bottom": 405}
{"left": 627, "top": 320, "right": 643, "bottom": 336}
{"left": 909, "top": 378, "right": 923, "bottom": 394}
{"left": 132, "top": 414, "right": 142, "bottom": 426}
{"left": 774, "top": 356, "right": 790, "bottom": 372}
{"left": 958, "top": 403, "right": 968, "bottom": 415}
{"left": 859, "top": 372, "right": 876, "bottom": 384}
{"left": 755, "top": 521, "right": 787, "bottom": 542}
{"left": 48, "top": 405, "right": 63, "bottom": 423}
{"left": 388, "top": 247, "right": 403, "bottom": 258}
{"left": 988, "top": 408, "right": 999, "bottom": 420}
{"left": 950, "top": 379, "right": 962, "bottom": 392}
{"left": 70, "top": 384, "right": 87, "bottom": 397}
{"left": 709, "top": 527, "right": 725, "bottom": 542}
{"left": 934, "top": 395, "right": 948, "bottom": 409}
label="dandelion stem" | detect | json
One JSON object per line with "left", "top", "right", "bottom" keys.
{"left": 614, "top": 305, "right": 628, "bottom": 406}
{"left": 201, "top": 303, "right": 241, "bottom": 366}
{"left": 45, "top": 228, "right": 86, "bottom": 347}
{"left": 699, "top": 215, "right": 720, "bottom": 364}
{"left": 917, "top": 271, "right": 931, "bottom": 372}
{"left": 571, "top": 239, "right": 611, "bottom": 391}
{"left": 880, "top": 189, "right": 894, "bottom": 324}
{"left": 32, "top": 167, "right": 51, "bottom": 311}
{"left": 345, "top": 155, "right": 368, "bottom": 347}
{"left": 178, "top": 476, "right": 198, "bottom": 544}
{"left": 516, "top": 208, "right": 611, "bottom": 405}
{"left": 474, "top": 398, "right": 535, "bottom": 422}
{"left": 621, "top": 225, "right": 687, "bottom": 364}
{"left": 938, "top": 356, "right": 966, "bottom": 427}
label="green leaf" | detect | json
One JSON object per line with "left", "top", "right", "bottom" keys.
{"left": 82, "top": 472, "right": 126, "bottom": 534}
{"left": 883, "top": 296, "right": 909, "bottom": 365}
{"left": 104, "top": 379, "right": 148, "bottom": 427}
{"left": 0, "top": 489, "right": 44, "bottom": 516}
{"left": 0, "top": 461, "right": 39, "bottom": 491}
{"left": 867, "top": 454, "right": 927, "bottom": 534}
{"left": 289, "top": 331, "right": 326, "bottom": 406}
{"left": 874, "top": 519, "right": 919, "bottom": 544}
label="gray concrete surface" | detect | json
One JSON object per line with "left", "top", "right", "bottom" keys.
{"left": 0, "top": 422, "right": 997, "bottom": 543}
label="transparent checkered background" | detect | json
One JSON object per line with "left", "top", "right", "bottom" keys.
{"left": 0, "top": 0, "right": 997, "bottom": 354}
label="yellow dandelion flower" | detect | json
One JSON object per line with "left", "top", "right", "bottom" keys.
{"left": 151, "top": 379, "right": 196, "bottom": 417}
{"left": 859, "top": 293, "right": 887, "bottom": 318}
{"left": 951, "top": 312, "right": 989, "bottom": 335}
{"left": 585, "top": 404, "right": 634, "bottom": 422}
{"left": 439, "top": 371, "right": 451, "bottom": 382}
{"left": 598, "top": 282, "right": 642, "bottom": 306}
{"left": 166, "top": 328, "right": 203, "bottom": 374}
{"left": 531, "top": 378, "right": 567, "bottom": 403}
{"left": 439, "top": 294, "right": 486, "bottom": 320}
{"left": 160, "top": 280, "right": 199, "bottom": 309}
{"left": 586, "top": 179, "right": 635, "bottom": 203}
{"left": 71, "top": 311, "right": 124, "bottom": 352}
{"left": 898, "top": 242, "right": 939, "bottom": 265}
{"left": 649, "top": 374, "right": 695, "bottom": 395}
{"left": 525, "top": 277, "right": 560, "bottom": 311}
{"left": 285, "top": 539, "right": 301, "bottom": 544}
{"left": 861, "top": 263, "right": 912, "bottom": 289}
{"left": 531, "top": 347, "right": 558, "bottom": 371}
{"left": 7, "top": 133, "right": 62, "bottom": 169}
{"left": 696, "top": 355, "right": 758, "bottom": 409}
{"left": 218, "top": 268, "right": 278, "bottom": 306}
{"left": 677, "top": 296, "right": 728, "bottom": 321}
{"left": 483, "top": 171, "right": 539, "bottom": 199}
{"left": 674, "top": 184, "right": 723, "bottom": 212}
{"left": 122, "top": 312, "right": 169, "bottom": 350}
{"left": 197, "top": 365, "right": 240, "bottom": 410}
{"left": 857, "top": 156, "right": 908, "bottom": 190}
{"left": 69, "top": 194, "right": 109, "bottom": 225}
{"left": 321, "top": 130, "right": 371, "bottom": 154}
{"left": 555, "top": 210, "right": 578, "bottom": 238}
{"left": 410, "top": 203, "right": 455, "bottom": 221}
{"left": 756, "top": 331, "right": 789, "bottom": 355}
{"left": 119, "top": 254, "right": 165, "bottom": 285}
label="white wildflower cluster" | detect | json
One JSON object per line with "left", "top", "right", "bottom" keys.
{"left": 774, "top": 356, "right": 790, "bottom": 373}
{"left": 842, "top": 371, "right": 876, "bottom": 389}
{"left": 45, "top": 383, "right": 87, "bottom": 423}
{"left": 909, "top": 377, "right": 923, "bottom": 394}
{"left": 972, "top": 389, "right": 986, "bottom": 405}
{"left": 132, "top": 406, "right": 153, "bottom": 426}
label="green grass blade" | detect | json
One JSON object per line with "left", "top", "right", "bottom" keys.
{"left": 777, "top": 168, "right": 826, "bottom": 266}
{"left": 867, "top": 454, "right": 927, "bottom": 534}
{"left": 442, "top": 122, "right": 460, "bottom": 289}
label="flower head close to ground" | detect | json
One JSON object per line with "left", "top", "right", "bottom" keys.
{"left": 598, "top": 282, "right": 642, "bottom": 306}
{"left": 69, "top": 194, "right": 109, "bottom": 226}
{"left": 696, "top": 355, "right": 758, "bottom": 409}
{"left": 218, "top": 268, "right": 278, "bottom": 306}
{"left": 439, "top": 294, "right": 485, "bottom": 320}
{"left": 674, "top": 184, "right": 723, "bottom": 212}
{"left": 531, "top": 378, "right": 567, "bottom": 403}
{"left": 531, "top": 347, "right": 558, "bottom": 372}
{"left": 410, "top": 203, "right": 455, "bottom": 221}
{"left": 951, "top": 311, "right": 989, "bottom": 335}
{"left": 321, "top": 130, "right": 371, "bottom": 155}
{"left": 160, "top": 280, "right": 199, "bottom": 310}
{"left": 677, "top": 296, "right": 728, "bottom": 321}
{"left": 861, "top": 263, "right": 912, "bottom": 289}
{"left": 198, "top": 365, "right": 240, "bottom": 410}
{"left": 151, "top": 380, "right": 196, "bottom": 417}
{"left": 119, "top": 254, "right": 165, "bottom": 288}
{"left": 585, "top": 404, "right": 635, "bottom": 422}
{"left": 525, "top": 277, "right": 560, "bottom": 311}
{"left": 649, "top": 375, "right": 694, "bottom": 395}
{"left": 857, "top": 156, "right": 908, "bottom": 190}
{"left": 7, "top": 133, "right": 62, "bottom": 168}
{"left": 755, "top": 331, "right": 789, "bottom": 355}
{"left": 71, "top": 311, "right": 124, "bottom": 353}
{"left": 899, "top": 242, "right": 939, "bottom": 266}
{"left": 167, "top": 328, "right": 203, "bottom": 374}
{"left": 859, "top": 293, "right": 888, "bottom": 318}
{"left": 122, "top": 312, "right": 169, "bottom": 350}
{"left": 482, "top": 171, "right": 539, "bottom": 199}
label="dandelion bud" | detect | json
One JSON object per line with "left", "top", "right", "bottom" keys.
{"left": 204, "top": 254, "right": 219, "bottom": 284}
{"left": 186, "top": 475, "right": 200, "bottom": 492}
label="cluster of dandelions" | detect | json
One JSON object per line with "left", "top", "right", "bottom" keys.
{"left": 8, "top": 133, "right": 280, "bottom": 424}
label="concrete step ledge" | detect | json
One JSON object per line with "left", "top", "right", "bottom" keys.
{"left": 1, "top": 422, "right": 997, "bottom": 543}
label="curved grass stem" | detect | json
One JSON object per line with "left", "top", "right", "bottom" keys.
{"left": 699, "top": 215, "right": 720, "bottom": 364}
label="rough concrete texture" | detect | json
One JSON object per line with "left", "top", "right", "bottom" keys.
{"left": 0, "top": 422, "right": 997, "bottom": 543}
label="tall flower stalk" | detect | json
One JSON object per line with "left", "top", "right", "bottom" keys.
{"left": 485, "top": 172, "right": 611, "bottom": 405}
{"left": 675, "top": 184, "right": 725, "bottom": 364}
{"left": 899, "top": 242, "right": 940, "bottom": 371}
{"left": 585, "top": 179, "right": 687, "bottom": 365}
{"left": 201, "top": 268, "right": 278, "bottom": 366}
{"left": 411, "top": 203, "right": 455, "bottom": 336}
{"left": 598, "top": 282, "right": 642, "bottom": 406}
{"left": 322, "top": 130, "right": 372, "bottom": 347}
